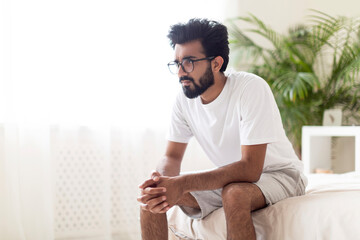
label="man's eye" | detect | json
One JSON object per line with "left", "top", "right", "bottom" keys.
{"left": 183, "top": 59, "right": 192, "bottom": 65}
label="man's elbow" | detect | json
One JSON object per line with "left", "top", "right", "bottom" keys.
{"left": 240, "top": 159, "right": 263, "bottom": 182}
{"left": 250, "top": 173, "right": 261, "bottom": 182}
{"left": 247, "top": 165, "right": 263, "bottom": 182}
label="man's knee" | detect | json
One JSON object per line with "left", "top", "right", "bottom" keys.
{"left": 222, "top": 183, "right": 252, "bottom": 209}
{"left": 222, "top": 182, "right": 265, "bottom": 212}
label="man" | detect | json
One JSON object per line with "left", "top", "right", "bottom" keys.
{"left": 137, "top": 18, "right": 307, "bottom": 240}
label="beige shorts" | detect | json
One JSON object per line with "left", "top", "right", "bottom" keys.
{"left": 179, "top": 168, "right": 307, "bottom": 219}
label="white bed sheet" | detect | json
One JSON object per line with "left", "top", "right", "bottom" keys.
{"left": 167, "top": 172, "right": 360, "bottom": 240}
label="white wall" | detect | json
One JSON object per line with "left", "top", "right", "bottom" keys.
{"left": 228, "top": 0, "right": 359, "bottom": 33}
{"left": 227, "top": 0, "right": 307, "bottom": 33}
{"left": 306, "top": 0, "right": 360, "bottom": 17}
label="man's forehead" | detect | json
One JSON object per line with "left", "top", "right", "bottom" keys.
{"left": 174, "top": 40, "right": 205, "bottom": 59}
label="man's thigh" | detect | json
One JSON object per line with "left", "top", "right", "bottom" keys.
{"left": 254, "top": 168, "right": 305, "bottom": 205}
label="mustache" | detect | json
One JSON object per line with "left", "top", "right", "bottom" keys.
{"left": 179, "top": 76, "right": 194, "bottom": 83}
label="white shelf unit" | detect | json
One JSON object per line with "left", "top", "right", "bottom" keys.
{"left": 302, "top": 126, "right": 360, "bottom": 174}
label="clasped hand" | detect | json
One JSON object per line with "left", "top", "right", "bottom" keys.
{"left": 137, "top": 171, "right": 183, "bottom": 214}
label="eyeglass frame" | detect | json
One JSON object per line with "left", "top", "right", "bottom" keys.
{"left": 167, "top": 56, "right": 215, "bottom": 74}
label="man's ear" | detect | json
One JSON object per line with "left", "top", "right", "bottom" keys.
{"left": 212, "top": 56, "right": 224, "bottom": 72}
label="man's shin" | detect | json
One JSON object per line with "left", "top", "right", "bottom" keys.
{"left": 140, "top": 208, "right": 168, "bottom": 240}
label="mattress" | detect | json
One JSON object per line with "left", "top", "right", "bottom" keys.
{"left": 167, "top": 172, "right": 360, "bottom": 240}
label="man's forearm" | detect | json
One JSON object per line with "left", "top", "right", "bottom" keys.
{"left": 177, "top": 144, "right": 267, "bottom": 193}
{"left": 178, "top": 158, "right": 263, "bottom": 194}
{"left": 156, "top": 156, "right": 181, "bottom": 177}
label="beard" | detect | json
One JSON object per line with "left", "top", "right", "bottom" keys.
{"left": 180, "top": 65, "right": 215, "bottom": 99}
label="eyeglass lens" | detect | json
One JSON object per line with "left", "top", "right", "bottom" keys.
{"left": 168, "top": 59, "right": 193, "bottom": 74}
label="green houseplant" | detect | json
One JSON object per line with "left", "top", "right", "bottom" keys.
{"left": 228, "top": 10, "right": 360, "bottom": 155}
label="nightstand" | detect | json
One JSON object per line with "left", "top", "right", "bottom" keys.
{"left": 301, "top": 126, "right": 360, "bottom": 174}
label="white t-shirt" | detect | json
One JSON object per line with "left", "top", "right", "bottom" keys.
{"left": 166, "top": 71, "right": 303, "bottom": 172}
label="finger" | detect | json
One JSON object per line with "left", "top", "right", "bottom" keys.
{"left": 140, "top": 203, "right": 149, "bottom": 211}
{"left": 150, "top": 201, "right": 169, "bottom": 214}
{"left": 151, "top": 170, "right": 161, "bottom": 181}
{"left": 147, "top": 195, "right": 167, "bottom": 209}
{"left": 158, "top": 205, "right": 171, "bottom": 214}
{"left": 137, "top": 192, "right": 162, "bottom": 204}
{"left": 137, "top": 195, "right": 151, "bottom": 204}
{"left": 151, "top": 170, "right": 161, "bottom": 176}
{"left": 143, "top": 187, "right": 166, "bottom": 195}
{"left": 138, "top": 179, "right": 156, "bottom": 189}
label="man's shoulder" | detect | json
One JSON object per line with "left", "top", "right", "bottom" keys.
{"left": 227, "top": 70, "right": 268, "bottom": 93}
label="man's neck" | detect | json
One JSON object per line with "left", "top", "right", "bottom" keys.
{"left": 200, "top": 73, "right": 227, "bottom": 104}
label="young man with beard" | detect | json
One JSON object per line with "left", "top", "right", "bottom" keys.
{"left": 137, "top": 18, "right": 307, "bottom": 240}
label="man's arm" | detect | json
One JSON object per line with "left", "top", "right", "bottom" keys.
{"left": 139, "top": 143, "right": 267, "bottom": 212}
{"left": 156, "top": 141, "right": 187, "bottom": 176}
{"left": 137, "top": 141, "right": 187, "bottom": 212}
{"left": 147, "top": 144, "right": 267, "bottom": 208}
{"left": 177, "top": 144, "right": 266, "bottom": 193}
{"left": 138, "top": 141, "right": 187, "bottom": 189}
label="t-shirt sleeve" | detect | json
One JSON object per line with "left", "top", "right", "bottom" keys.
{"left": 239, "top": 76, "right": 281, "bottom": 145}
{"left": 166, "top": 93, "right": 193, "bottom": 143}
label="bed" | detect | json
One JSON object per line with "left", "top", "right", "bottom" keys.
{"left": 167, "top": 172, "right": 360, "bottom": 240}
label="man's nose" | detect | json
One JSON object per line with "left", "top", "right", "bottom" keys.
{"left": 177, "top": 65, "right": 187, "bottom": 78}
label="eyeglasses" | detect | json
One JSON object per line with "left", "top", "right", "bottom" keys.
{"left": 167, "top": 56, "right": 215, "bottom": 74}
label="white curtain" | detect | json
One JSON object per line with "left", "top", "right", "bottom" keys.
{"left": 0, "top": 1, "right": 228, "bottom": 239}
{"left": 0, "top": 124, "right": 54, "bottom": 240}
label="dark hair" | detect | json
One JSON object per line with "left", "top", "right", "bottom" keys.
{"left": 167, "top": 18, "right": 229, "bottom": 72}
